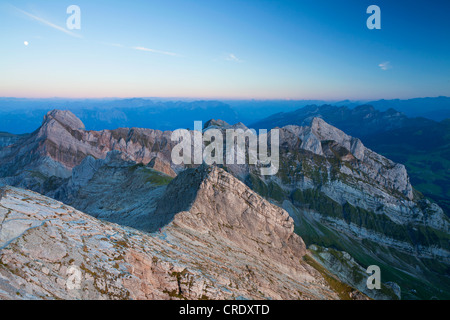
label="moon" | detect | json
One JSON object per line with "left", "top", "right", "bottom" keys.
{"left": 24, "top": 41, "right": 29, "bottom": 46}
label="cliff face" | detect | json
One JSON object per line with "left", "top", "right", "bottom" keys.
{"left": 209, "top": 117, "right": 449, "bottom": 262}
{"left": 270, "top": 118, "right": 448, "bottom": 231}
{"left": 0, "top": 186, "right": 226, "bottom": 300}
{"left": 0, "top": 174, "right": 350, "bottom": 300}
{"left": 0, "top": 110, "right": 177, "bottom": 185}
{"left": 242, "top": 119, "right": 450, "bottom": 299}
{"left": 276, "top": 117, "right": 413, "bottom": 200}
{"left": 155, "top": 166, "right": 307, "bottom": 269}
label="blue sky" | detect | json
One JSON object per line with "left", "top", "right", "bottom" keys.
{"left": 0, "top": 0, "right": 449, "bottom": 100}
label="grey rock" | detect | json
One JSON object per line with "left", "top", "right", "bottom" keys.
{"left": 0, "top": 180, "right": 349, "bottom": 300}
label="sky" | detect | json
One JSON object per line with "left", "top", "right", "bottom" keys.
{"left": 0, "top": 0, "right": 449, "bottom": 100}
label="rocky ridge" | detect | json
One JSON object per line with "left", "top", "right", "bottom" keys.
{"left": 0, "top": 109, "right": 448, "bottom": 299}
{"left": 0, "top": 110, "right": 177, "bottom": 187}
{"left": 0, "top": 169, "right": 357, "bottom": 299}
{"left": 154, "top": 166, "right": 307, "bottom": 268}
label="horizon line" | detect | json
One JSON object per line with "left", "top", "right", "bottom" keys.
{"left": 0, "top": 95, "right": 448, "bottom": 102}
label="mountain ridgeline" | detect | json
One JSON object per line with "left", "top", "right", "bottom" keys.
{"left": 251, "top": 104, "right": 450, "bottom": 219}
{"left": 0, "top": 108, "right": 449, "bottom": 299}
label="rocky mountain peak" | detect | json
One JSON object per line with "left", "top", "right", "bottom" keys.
{"left": 203, "top": 119, "right": 249, "bottom": 131}
{"left": 42, "top": 110, "right": 85, "bottom": 131}
{"left": 280, "top": 117, "right": 366, "bottom": 161}
{"left": 154, "top": 165, "right": 307, "bottom": 268}
{"left": 309, "top": 117, "right": 348, "bottom": 141}
{"left": 277, "top": 118, "right": 416, "bottom": 201}
{"left": 204, "top": 119, "right": 229, "bottom": 129}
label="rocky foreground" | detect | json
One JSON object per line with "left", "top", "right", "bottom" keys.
{"left": 0, "top": 166, "right": 365, "bottom": 300}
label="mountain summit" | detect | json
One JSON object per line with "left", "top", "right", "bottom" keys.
{"left": 0, "top": 110, "right": 176, "bottom": 187}
{"left": 42, "top": 110, "right": 86, "bottom": 131}
{"left": 155, "top": 165, "right": 306, "bottom": 266}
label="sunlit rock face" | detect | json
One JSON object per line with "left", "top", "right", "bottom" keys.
{"left": 0, "top": 177, "right": 344, "bottom": 300}
{"left": 0, "top": 110, "right": 177, "bottom": 186}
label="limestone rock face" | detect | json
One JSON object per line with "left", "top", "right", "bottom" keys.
{"left": 2, "top": 111, "right": 444, "bottom": 259}
{"left": 155, "top": 166, "right": 306, "bottom": 268}
{"left": 0, "top": 111, "right": 414, "bottom": 205}
{"left": 0, "top": 186, "right": 211, "bottom": 300}
{"left": 148, "top": 157, "right": 177, "bottom": 177}
{"left": 0, "top": 110, "right": 177, "bottom": 189}
{"left": 43, "top": 110, "right": 86, "bottom": 131}
{"left": 278, "top": 117, "right": 413, "bottom": 200}
{"left": 272, "top": 118, "right": 450, "bottom": 234}
{"left": 0, "top": 184, "right": 342, "bottom": 300}
{"left": 204, "top": 119, "right": 229, "bottom": 129}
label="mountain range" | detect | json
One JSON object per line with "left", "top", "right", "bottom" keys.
{"left": 368, "top": 97, "right": 450, "bottom": 121}
{"left": 1, "top": 109, "right": 449, "bottom": 299}
{"left": 1, "top": 96, "right": 448, "bottom": 134}
{"left": 0, "top": 99, "right": 240, "bottom": 134}
{"left": 251, "top": 104, "right": 450, "bottom": 219}
{"left": 0, "top": 157, "right": 372, "bottom": 300}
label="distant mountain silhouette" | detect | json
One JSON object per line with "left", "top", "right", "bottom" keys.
{"left": 0, "top": 99, "right": 239, "bottom": 134}
{"left": 251, "top": 104, "right": 411, "bottom": 138}
{"left": 367, "top": 96, "right": 450, "bottom": 121}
